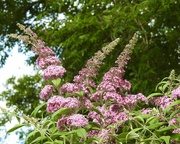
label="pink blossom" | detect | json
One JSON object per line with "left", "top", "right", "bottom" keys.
{"left": 36, "top": 56, "right": 61, "bottom": 69}
{"left": 89, "top": 91, "right": 101, "bottom": 101}
{"left": 169, "top": 118, "right": 176, "bottom": 126}
{"left": 40, "top": 85, "right": 55, "bottom": 100}
{"left": 122, "top": 93, "right": 147, "bottom": 107}
{"left": 172, "top": 86, "right": 180, "bottom": 98}
{"left": 101, "top": 67, "right": 131, "bottom": 91}
{"left": 87, "top": 129, "right": 116, "bottom": 144}
{"left": 47, "top": 96, "right": 80, "bottom": 113}
{"left": 66, "top": 114, "right": 88, "bottom": 127}
{"left": 57, "top": 114, "right": 88, "bottom": 130}
{"left": 80, "top": 97, "right": 93, "bottom": 108}
{"left": 142, "top": 108, "right": 152, "bottom": 114}
{"left": 40, "top": 46, "right": 54, "bottom": 55}
{"left": 43, "top": 65, "right": 66, "bottom": 81}
{"left": 150, "top": 96, "right": 174, "bottom": 109}
{"left": 172, "top": 128, "right": 180, "bottom": 134}
{"left": 88, "top": 105, "right": 128, "bottom": 126}
{"left": 103, "top": 92, "right": 123, "bottom": 103}
{"left": 60, "top": 83, "right": 82, "bottom": 93}
{"left": 97, "top": 81, "right": 116, "bottom": 92}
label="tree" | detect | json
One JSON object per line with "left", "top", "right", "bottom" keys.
{"left": 0, "top": 74, "right": 42, "bottom": 124}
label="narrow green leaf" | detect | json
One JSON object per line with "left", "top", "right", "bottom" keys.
{"left": 26, "top": 130, "right": 39, "bottom": 142}
{"left": 30, "top": 136, "right": 46, "bottom": 144}
{"left": 170, "top": 109, "right": 180, "bottom": 119}
{"left": 160, "top": 136, "right": 170, "bottom": 144}
{"left": 126, "top": 128, "right": 141, "bottom": 141}
{"left": 6, "top": 123, "right": 25, "bottom": 134}
{"left": 164, "top": 100, "right": 180, "bottom": 114}
{"left": 31, "top": 102, "right": 46, "bottom": 117}
{"left": 156, "top": 126, "right": 175, "bottom": 133}
{"left": 52, "top": 108, "right": 72, "bottom": 120}
{"left": 147, "top": 122, "right": 166, "bottom": 130}
{"left": 147, "top": 93, "right": 163, "bottom": 99}
{"left": 8, "top": 111, "right": 16, "bottom": 122}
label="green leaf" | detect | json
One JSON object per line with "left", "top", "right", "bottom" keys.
{"left": 171, "top": 134, "right": 180, "bottom": 141}
{"left": 126, "top": 128, "right": 141, "bottom": 141}
{"left": 30, "top": 136, "right": 46, "bottom": 144}
{"left": 31, "top": 102, "right": 46, "bottom": 117}
{"left": 155, "top": 126, "right": 175, "bottom": 133}
{"left": 76, "top": 128, "right": 87, "bottom": 140}
{"left": 54, "top": 140, "right": 64, "bottom": 144}
{"left": 26, "top": 130, "right": 39, "bottom": 142}
{"left": 147, "top": 122, "right": 166, "bottom": 130}
{"left": 147, "top": 93, "right": 163, "bottom": 99}
{"left": 160, "top": 136, "right": 170, "bottom": 144}
{"left": 146, "top": 116, "right": 159, "bottom": 125}
{"left": 8, "top": 111, "right": 16, "bottom": 122}
{"left": 51, "top": 108, "right": 72, "bottom": 120}
{"left": 170, "top": 109, "right": 180, "bottom": 119}
{"left": 6, "top": 123, "right": 25, "bottom": 134}
{"left": 52, "top": 78, "right": 61, "bottom": 87}
{"left": 164, "top": 100, "right": 180, "bottom": 114}
{"left": 75, "top": 91, "right": 85, "bottom": 97}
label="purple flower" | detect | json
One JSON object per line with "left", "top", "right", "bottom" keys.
{"left": 80, "top": 97, "right": 93, "bottom": 108}
{"left": 169, "top": 118, "right": 176, "bottom": 126}
{"left": 150, "top": 96, "right": 174, "bottom": 109}
{"left": 172, "top": 86, "right": 180, "bottom": 98}
{"left": 66, "top": 114, "right": 88, "bottom": 127}
{"left": 122, "top": 93, "right": 147, "bottom": 107}
{"left": 60, "top": 83, "right": 82, "bottom": 93}
{"left": 43, "top": 65, "right": 66, "bottom": 81}
{"left": 103, "top": 92, "right": 123, "bottom": 103}
{"left": 89, "top": 91, "right": 101, "bottom": 101}
{"left": 142, "top": 108, "right": 152, "bottom": 114}
{"left": 57, "top": 114, "right": 88, "bottom": 130}
{"left": 36, "top": 56, "right": 61, "bottom": 69}
{"left": 40, "top": 85, "right": 55, "bottom": 100}
{"left": 172, "top": 128, "right": 180, "bottom": 134}
{"left": 39, "top": 46, "right": 54, "bottom": 55}
{"left": 47, "top": 96, "right": 80, "bottom": 113}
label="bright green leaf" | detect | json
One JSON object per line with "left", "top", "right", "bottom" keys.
{"left": 52, "top": 78, "right": 61, "bottom": 87}
{"left": 31, "top": 102, "right": 46, "bottom": 117}
{"left": 6, "top": 123, "right": 25, "bottom": 134}
{"left": 160, "top": 136, "right": 170, "bottom": 144}
{"left": 76, "top": 128, "right": 87, "bottom": 140}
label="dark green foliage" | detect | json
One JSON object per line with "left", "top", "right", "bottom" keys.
{"left": 1, "top": 0, "right": 179, "bottom": 95}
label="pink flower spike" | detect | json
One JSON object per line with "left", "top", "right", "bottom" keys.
{"left": 40, "top": 85, "right": 55, "bottom": 100}
{"left": 40, "top": 46, "right": 55, "bottom": 55}
{"left": 172, "top": 86, "right": 180, "bottom": 98}
{"left": 46, "top": 96, "right": 80, "bottom": 113}
{"left": 66, "top": 114, "right": 88, "bottom": 127}
{"left": 36, "top": 56, "right": 61, "bottom": 69}
{"left": 43, "top": 65, "right": 66, "bottom": 81}
{"left": 57, "top": 114, "right": 88, "bottom": 130}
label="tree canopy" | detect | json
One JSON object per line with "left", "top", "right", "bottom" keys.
{"left": 0, "top": 0, "right": 180, "bottom": 119}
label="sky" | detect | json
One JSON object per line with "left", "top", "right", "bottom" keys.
{"left": 0, "top": 46, "right": 35, "bottom": 144}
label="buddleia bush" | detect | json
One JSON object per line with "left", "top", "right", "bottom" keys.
{"left": 0, "top": 23, "right": 179, "bottom": 144}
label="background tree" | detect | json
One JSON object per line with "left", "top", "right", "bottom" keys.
{"left": 0, "top": 0, "right": 179, "bottom": 126}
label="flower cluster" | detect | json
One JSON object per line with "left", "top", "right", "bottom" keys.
{"left": 57, "top": 114, "right": 88, "bottom": 130}
{"left": 40, "top": 85, "right": 55, "bottom": 100}
{"left": 47, "top": 96, "right": 80, "bottom": 113}
{"left": 10, "top": 24, "right": 180, "bottom": 143}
